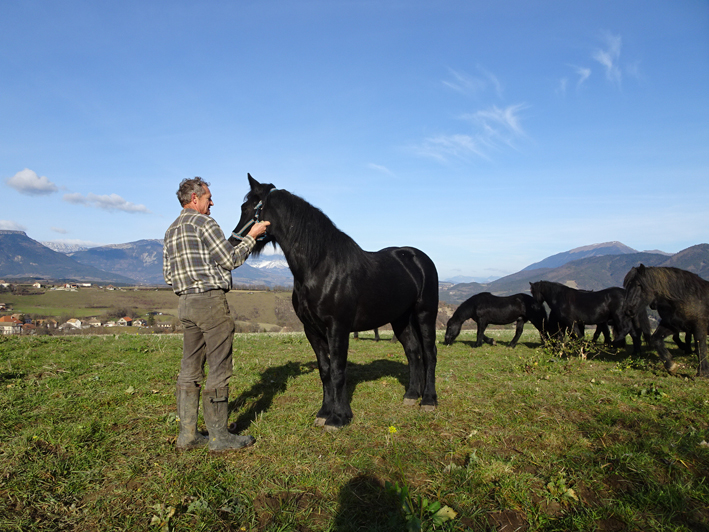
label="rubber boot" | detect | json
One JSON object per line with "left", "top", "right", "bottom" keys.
{"left": 203, "top": 387, "right": 255, "bottom": 453}
{"left": 176, "top": 385, "right": 208, "bottom": 450}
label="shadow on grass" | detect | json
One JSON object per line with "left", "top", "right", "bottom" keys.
{"left": 331, "top": 474, "right": 401, "bottom": 532}
{"left": 228, "top": 358, "right": 411, "bottom": 432}
{"left": 228, "top": 360, "right": 317, "bottom": 432}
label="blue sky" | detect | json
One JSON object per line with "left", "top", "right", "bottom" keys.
{"left": 2, "top": 1, "right": 708, "bottom": 281}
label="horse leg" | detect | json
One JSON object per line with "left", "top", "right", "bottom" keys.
{"left": 392, "top": 313, "right": 424, "bottom": 405}
{"left": 651, "top": 322, "right": 678, "bottom": 374}
{"left": 303, "top": 326, "right": 334, "bottom": 426}
{"left": 693, "top": 326, "right": 708, "bottom": 377}
{"left": 570, "top": 321, "right": 584, "bottom": 339}
{"left": 592, "top": 325, "right": 602, "bottom": 343}
{"left": 374, "top": 328, "right": 380, "bottom": 342}
{"left": 509, "top": 318, "right": 524, "bottom": 348}
{"left": 414, "top": 307, "right": 438, "bottom": 411}
{"left": 673, "top": 332, "right": 692, "bottom": 354}
{"left": 322, "top": 324, "right": 354, "bottom": 428}
{"left": 477, "top": 320, "right": 494, "bottom": 346}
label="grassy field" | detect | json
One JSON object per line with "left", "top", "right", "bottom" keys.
{"left": 0, "top": 330, "right": 707, "bottom": 531}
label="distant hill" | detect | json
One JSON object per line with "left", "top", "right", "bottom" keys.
{"left": 68, "top": 240, "right": 294, "bottom": 288}
{"left": 440, "top": 243, "right": 709, "bottom": 304}
{"left": 41, "top": 241, "right": 91, "bottom": 253}
{"left": 0, "top": 231, "right": 136, "bottom": 284}
{"left": 68, "top": 240, "right": 165, "bottom": 285}
{"left": 522, "top": 241, "right": 638, "bottom": 271}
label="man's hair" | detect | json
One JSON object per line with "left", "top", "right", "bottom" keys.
{"left": 177, "top": 177, "right": 210, "bottom": 207}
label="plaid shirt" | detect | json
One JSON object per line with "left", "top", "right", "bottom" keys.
{"left": 163, "top": 208, "right": 255, "bottom": 295}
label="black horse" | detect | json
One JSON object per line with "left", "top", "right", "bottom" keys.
{"left": 231, "top": 175, "right": 439, "bottom": 428}
{"left": 623, "top": 265, "right": 709, "bottom": 376}
{"left": 443, "top": 292, "right": 546, "bottom": 348}
{"left": 529, "top": 281, "right": 647, "bottom": 353}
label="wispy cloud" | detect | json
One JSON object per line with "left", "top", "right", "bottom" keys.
{"left": 0, "top": 220, "right": 27, "bottom": 231}
{"left": 413, "top": 134, "right": 490, "bottom": 162}
{"left": 63, "top": 192, "right": 151, "bottom": 213}
{"left": 412, "top": 103, "right": 528, "bottom": 162}
{"left": 592, "top": 32, "right": 622, "bottom": 85}
{"left": 443, "top": 67, "right": 503, "bottom": 98}
{"left": 466, "top": 104, "right": 527, "bottom": 138}
{"left": 367, "top": 163, "right": 395, "bottom": 176}
{"left": 572, "top": 66, "right": 591, "bottom": 88}
{"left": 5, "top": 168, "right": 58, "bottom": 196}
{"left": 51, "top": 227, "right": 69, "bottom": 234}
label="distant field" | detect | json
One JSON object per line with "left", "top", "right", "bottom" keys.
{"left": 0, "top": 287, "right": 298, "bottom": 331}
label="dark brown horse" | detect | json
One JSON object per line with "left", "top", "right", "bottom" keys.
{"left": 624, "top": 265, "right": 709, "bottom": 376}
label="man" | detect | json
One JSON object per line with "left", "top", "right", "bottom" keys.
{"left": 163, "top": 177, "right": 269, "bottom": 453}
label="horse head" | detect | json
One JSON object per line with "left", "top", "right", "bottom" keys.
{"left": 529, "top": 281, "right": 544, "bottom": 304}
{"left": 230, "top": 174, "right": 278, "bottom": 254}
{"left": 622, "top": 264, "right": 649, "bottom": 317}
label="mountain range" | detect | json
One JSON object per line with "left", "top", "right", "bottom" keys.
{"left": 3, "top": 233, "right": 709, "bottom": 300}
{"left": 440, "top": 242, "right": 709, "bottom": 303}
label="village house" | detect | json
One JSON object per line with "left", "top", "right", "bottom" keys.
{"left": 117, "top": 317, "right": 133, "bottom": 326}
{"left": 60, "top": 318, "right": 83, "bottom": 330}
{"left": 86, "top": 318, "right": 103, "bottom": 328}
{"left": 0, "top": 315, "right": 22, "bottom": 335}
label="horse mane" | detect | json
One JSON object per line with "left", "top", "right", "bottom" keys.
{"left": 267, "top": 189, "right": 369, "bottom": 267}
{"left": 629, "top": 266, "right": 709, "bottom": 302}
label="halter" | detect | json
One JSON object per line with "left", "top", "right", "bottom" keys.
{"left": 231, "top": 188, "right": 276, "bottom": 242}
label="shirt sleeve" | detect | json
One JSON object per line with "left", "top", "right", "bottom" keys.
{"left": 202, "top": 217, "right": 256, "bottom": 270}
{"left": 162, "top": 239, "right": 172, "bottom": 285}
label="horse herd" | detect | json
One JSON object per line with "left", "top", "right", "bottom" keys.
{"left": 233, "top": 175, "right": 709, "bottom": 429}
{"left": 443, "top": 272, "right": 709, "bottom": 381}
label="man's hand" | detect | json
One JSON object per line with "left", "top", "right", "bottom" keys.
{"left": 247, "top": 221, "right": 270, "bottom": 239}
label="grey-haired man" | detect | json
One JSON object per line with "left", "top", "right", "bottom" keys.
{"left": 163, "top": 177, "right": 269, "bottom": 452}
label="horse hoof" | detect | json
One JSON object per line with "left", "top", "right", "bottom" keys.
{"left": 666, "top": 362, "right": 678, "bottom": 375}
{"left": 314, "top": 417, "right": 327, "bottom": 427}
{"left": 323, "top": 424, "right": 341, "bottom": 433}
{"left": 402, "top": 398, "right": 418, "bottom": 407}
{"left": 420, "top": 404, "right": 436, "bottom": 413}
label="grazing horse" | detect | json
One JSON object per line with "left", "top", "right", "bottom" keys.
{"left": 529, "top": 281, "right": 646, "bottom": 353}
{"left": 231, "top": 175, "right": 439, "bottom": 428}
{"left": 443, "top": 292, "right": 546, "bottom": 348}
{"left": 623, "top": 265, "right": 709, "bottom": 376}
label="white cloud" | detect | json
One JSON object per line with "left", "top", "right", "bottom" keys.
{"left": 63, "top": 192, "right": 151, "bottom": 213}
{"left": 367, "top": 163, "right": 395, "bottom": 176}
{"left": 573, "top": 66, "right": 591, "bottom": 88}
{"left": 593, "top": 32, "right": 622, "bottom": 85}
{"left": 0, "top": 220, "right": 27, "bottom": 231}
{"left": 557, "top": 77, "right": 568, "bottom": 96}
{"left": 413, "top": 134, "right": 490, "bottom": 162}
{"left": 5, "top": 168, "right": 58, "bottom": 196}
{"left": 51, "top": 227, "right": 69, "bottom": 234}
{"left": 412, "top": 103, "right": 527, "bottom": 162}
{"left": 468, "top": 104, "right": 527, "bottom": 138}
{"left": 443, "top": 67, "right": 503, "bottom": 98}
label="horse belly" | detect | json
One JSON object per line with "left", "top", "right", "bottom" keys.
{"left": 351, "top": 281, "right": 418, "bottom": 331}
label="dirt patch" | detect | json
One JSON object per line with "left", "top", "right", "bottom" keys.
{"left": 487, "top": 509, "right": 529, "bottom": 531}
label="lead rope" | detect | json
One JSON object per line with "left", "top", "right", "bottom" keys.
{"left": 231, "top": 188, "right": 277, "bottom": 242}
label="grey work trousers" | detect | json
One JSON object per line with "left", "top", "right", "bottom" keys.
{"left": 177, "top": 290, "right": 235, "bottom": 390}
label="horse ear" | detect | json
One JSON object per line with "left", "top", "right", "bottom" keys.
{"left": 638, "top": 264, "right": 645, "bottom": 273}
{"left": 247, "top": 173, "right": 260, "bottom": 190}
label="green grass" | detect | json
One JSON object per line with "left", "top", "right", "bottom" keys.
{"left": 0, "top": 330, "right": 707, "bottom": 531}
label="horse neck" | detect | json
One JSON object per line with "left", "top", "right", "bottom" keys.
{"left": 266, "top": 191, "right": 364, "bottom": 280}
